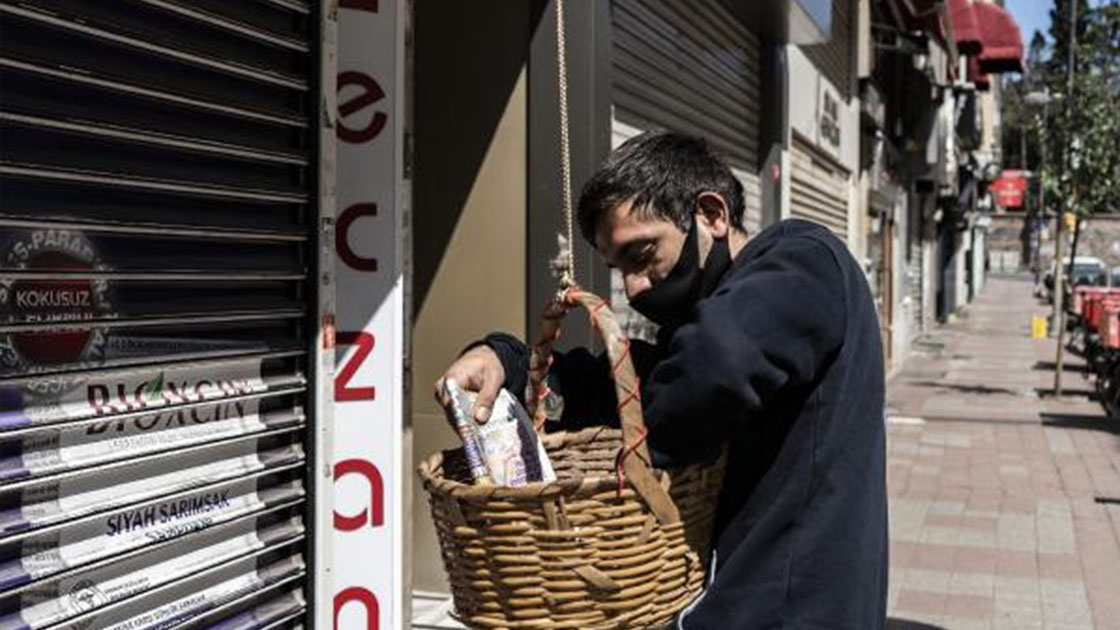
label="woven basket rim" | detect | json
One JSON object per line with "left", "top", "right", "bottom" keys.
{"left": 418, "top": 425, "right": 667, "bottom": 501}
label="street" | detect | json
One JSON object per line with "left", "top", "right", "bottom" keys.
{"left": 885, "top": 276, "right": 1120, "bottom": 629}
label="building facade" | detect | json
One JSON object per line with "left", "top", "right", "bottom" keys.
{"left": 0, "top": 1, "right": 1023, "bottom": 627}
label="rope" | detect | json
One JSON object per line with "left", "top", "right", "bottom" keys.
{"left": 556, "top": 0, "right": 575, "bottom": 287}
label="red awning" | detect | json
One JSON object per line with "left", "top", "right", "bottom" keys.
{"left": 949, "top": 0, "right": 1024, "bottom": 74}
{"left": 968, "top": 55, "right": 990, "bottom": 90}
{"left": 975, "top": 2, "right": 1024, "bottom": 74}
{"left": 949, "top": 0, "right": 983, "bottom": 54}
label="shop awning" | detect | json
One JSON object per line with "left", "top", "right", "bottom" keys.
{"left": 968, "top": 55, "right": 991, "bottom": 90}
{"left": 949, "top": 0, "right": 983, "bottom": 54}
{"left": 949, "top": 0, "right": 1024, "bottom": 74}
{"left": 974, "top": 1, "right": 1024, "bottom": 74}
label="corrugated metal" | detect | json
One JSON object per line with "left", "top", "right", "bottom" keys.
{"left": 799, "top": 0, "right": 853, "bottom": 99}
{"left": 611, "top": 0, "right": 762, "bottom": 179}
{"left": 1, "top": 1, "right": 316, "bottom": 627}
{"left": 906, "top": 258, "right": 923, "bottom": 341}
{"left": 790, "top": 135, "right": 850, "bottom": 240}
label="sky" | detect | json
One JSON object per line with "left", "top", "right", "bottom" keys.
{"left": 1005, "top": 0, "right": 1053, "bottom": 43}
{"left": 1004, "top": 0, "right": 1112, "bottom": 44}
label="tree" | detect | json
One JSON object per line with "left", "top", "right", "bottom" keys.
{"left": 1047, "top": 0, "right": 1092, "bottom": 78}
{"left": 1036, "top": 0, "right": 1120, "bottom": 216}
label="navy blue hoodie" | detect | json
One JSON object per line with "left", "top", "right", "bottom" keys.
{"left": 485, "top": 219, "right": 888, "bottom": 629}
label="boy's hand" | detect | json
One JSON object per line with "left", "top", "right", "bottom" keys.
{"left": 434, "top": 345, "right": 506, "bottom": 423}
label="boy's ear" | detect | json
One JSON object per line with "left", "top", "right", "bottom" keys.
{"left": 696, "top": 191, "right": 730, "bottom": 238}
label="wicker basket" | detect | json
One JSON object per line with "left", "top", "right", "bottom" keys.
{"left": 419, "top": 287, "right": 725, "bottom": 630}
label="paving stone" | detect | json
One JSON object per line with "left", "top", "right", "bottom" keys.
{"left": 886, "top": 278, "right": 1120, "bottom": 628}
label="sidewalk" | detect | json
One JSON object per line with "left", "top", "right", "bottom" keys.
{"left": 885, "top": 275, "right": 1120, "bottom": 630}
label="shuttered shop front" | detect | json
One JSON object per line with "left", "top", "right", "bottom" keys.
{"left": 790, "top": 135, "right": 851, "bottom": 240}
{"left": 1, "top": 2, "right": 322, "bottom": 628}
{"left": 611, "top": 0, "right": 763, "bottom": 231}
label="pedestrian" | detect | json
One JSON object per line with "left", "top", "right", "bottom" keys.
{"left": 435, "top": 131, "right": 888, "bottom": 630}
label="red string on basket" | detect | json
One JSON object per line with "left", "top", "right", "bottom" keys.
{"left": 616, "top": 426, "right": 649, "bottom": 496}
{"left": 528, "top": 352, "right": 554, "bottom": 375}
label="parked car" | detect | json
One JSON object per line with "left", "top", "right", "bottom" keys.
{"left": 1045, "top": 256, "right": 1109, "bottom": 303}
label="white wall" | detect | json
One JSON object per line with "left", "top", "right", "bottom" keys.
{"left": 786, "top": 45, "right": 861, "bottom": 256}
{"left": 955, "top": 230, "right": 968, "bottom": 310}
{"left": 892, "top": 195, "right": 910, "bottom": 368}
{"left": 786, "top": 46, "right": 860, "bottom": 172}
{"left": 972, "top": 228, "right": 987, "bottom": 295}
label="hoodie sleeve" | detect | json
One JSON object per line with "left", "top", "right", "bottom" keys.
{"left": 642, "top": 234, "right": 848, "bottom": 461}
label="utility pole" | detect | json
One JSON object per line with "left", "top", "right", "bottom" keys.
{"left": 1034, "top": 99, "right": 1048, "bottom": 288}
{"left": 1053, "top": 0, "right": 1078, "bottom": 397}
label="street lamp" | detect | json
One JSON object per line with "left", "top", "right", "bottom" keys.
{"left": 1022, "top": 90, "right": 1058, "bottom": 290}
{"left": 1023, "top": 90, "right": 1058, "bottom": 108}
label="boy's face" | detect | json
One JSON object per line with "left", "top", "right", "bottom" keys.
{"left": 594, "top": 199, "right": 692, "bottom": 300}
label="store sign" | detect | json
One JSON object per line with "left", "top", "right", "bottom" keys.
{"left": 7, "top": 515, "right": 303, "bottom": 630}
{"left": 820, "top": 90, "right": 841, "bottom": 149}
{"left": 990, "top": 170, "right": 1027, "bottom": 208}
{"left": 2, "top": 477, "right": 302, "bottom": 589}
{"left": 816, "top": 80, "right": 844, "bottom": 162}
{"left": 1, "top": 229, "right": 111, "bottom": 384}
{"left": 335, "top": 1, "right": 404, "bottom": 629}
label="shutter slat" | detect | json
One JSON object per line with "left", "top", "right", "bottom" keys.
{"left": 0, "top": 5, "right": 308, "bottom": 90}
{"left": 0, "top": 351, "right": 305, "bottom": 388}
{"left": 1, "top": 410, "right": 305, "bottom": 487}
{"left": 0, "top": 217, "right": 307, "bottom": 242}
{"left": 0, "top": 425, "right": 305, "bottom": 494}
{"left": 0, "top": 310, "right": 307, "bottom": 334}
{"left": 1, "top": 113, "right": 308, "bottom": 166}
{"left": 0, "top": 384, "right": 305, "bottom": 438}
{"left": 176, "top": 583, "right": 307, "bottom": 630}
{"left": 0, "top": 163, "right": 308, "bottom": 203}
{"left": 3, "top": 499, "right": 303, "bottom": 598}
{"left": 177, "top": 588, "right": 307, "bottom": 630}
{"left": 127, "top": 0, "right": 310, "bottom": 52}
{"left": 790, "top": 136, "right": 849, "bottom": 238}
{"left": 1, "top": 466, "right": 302, "bottom": 546}
{"left": 0, "top": 58, "right": 306, "bottom": 128}
{"left": 0, "top": 271, "right": 305, "bottom": 281}
{"left": 29, "top": 538, "right": 306, "bottom": 630}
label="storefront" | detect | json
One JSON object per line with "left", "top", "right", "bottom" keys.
{"left": 785, "top": 0, "right": 860, "bottom": 245}
{"left": 2, "top": 2, "right": 1024, "bottom": 628}
{"left": 1, "top": 1, "right": 335, "bottom": 627}
{"left": 1, "top": 1, "right": 409, "bottom": 628}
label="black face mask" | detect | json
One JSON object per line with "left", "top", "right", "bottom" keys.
{"left": 629, "top": 217, "right": 732, "bottom": 329}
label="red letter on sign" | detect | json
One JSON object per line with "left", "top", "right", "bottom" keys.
{"left": 334, "top": 459, "right": 385, "bottom": 529}
{"left": 337, "top": 203, "right": 379, "bottom": 272}
{"left": 337, "top": 72, "right": 387, "bottom": 144}
{"left": 339, "top": 0, "right": 378, "bottom": 11}
{"left": 336, "top": 332, "right": 376, "bottom": 401}
{"left": 335, "top": 587, "right": 379, "bottom": 630}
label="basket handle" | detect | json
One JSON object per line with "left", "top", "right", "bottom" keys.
{"left": 527, "top": 286, "right": 680, "bottom": 525}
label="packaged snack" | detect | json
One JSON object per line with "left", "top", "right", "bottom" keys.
{"left": 443, "top": 379, "right": 556, "bottom": 486}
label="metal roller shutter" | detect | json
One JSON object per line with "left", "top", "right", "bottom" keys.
{"left": 611, "top": 0, "right": 763, "bottom": 231}
{"left": 0, "top": 1, "right": 321, "bottom": 628}
{"left": 790, "top": 134, "right": 850, "bottom": 240}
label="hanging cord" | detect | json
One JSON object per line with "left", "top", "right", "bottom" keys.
{"left": 555, "top": 0, "right": 576, "bottom": 288}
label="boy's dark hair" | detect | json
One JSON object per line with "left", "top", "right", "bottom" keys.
{"left": 577, "top": 131, "right": 745, "bottom": 242}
